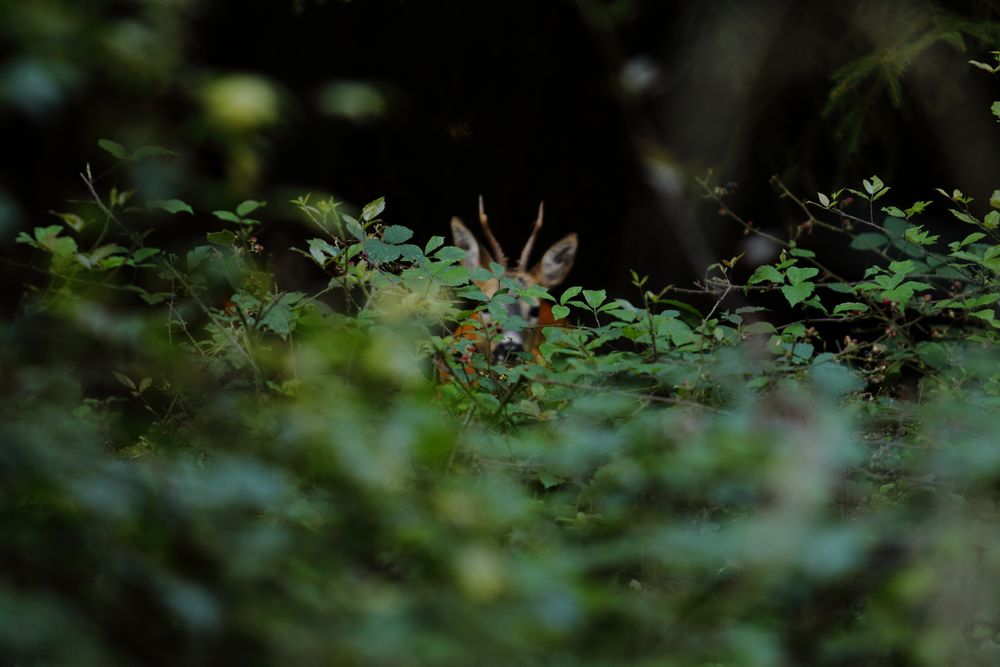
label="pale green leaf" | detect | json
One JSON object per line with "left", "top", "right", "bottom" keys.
{"left": 786, "top": 266, "right": 819, "bottom": 286}
{"left": 148, "top": 199, "right": 193, "bottom": 215}
{"left": 236, "top": 200, "right": 265, "bottom": 217}
{"left": 551, "top": 305, "right": 570, "bottom": 320}
{"left": 361, "top": 197, "right": 385, "bottom": 222}
{"left": 560, "top": 286, "right": 583, "bottom": 305}
{"left": 833, "top": 302, "right": 869, "bottom": 314}
{"left": 212, "top": 210, "right": 242, "bottom": 223}
{"left": 583, "top": 289, "right": 607, "bottom": 309}
{"left": 747, "top": 265, "right": 784, "bottom": 285}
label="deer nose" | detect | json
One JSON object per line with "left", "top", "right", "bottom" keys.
{"left": 492, "top": 339, "right": 524, "bottom": 361}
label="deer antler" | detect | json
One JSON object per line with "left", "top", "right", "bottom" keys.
{"left": 517, "top": 201, "right": 544, "bottom": 269}
{"left": 478, "top": 195, "right": 507, "bottom": 268}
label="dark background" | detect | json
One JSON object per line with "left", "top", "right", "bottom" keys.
{"left": 2, "top": 0, "right": 999, "bottom": 312}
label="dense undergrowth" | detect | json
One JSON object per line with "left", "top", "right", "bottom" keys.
{"left": 4, "top": 56, "right": 1000, "bottom": 667}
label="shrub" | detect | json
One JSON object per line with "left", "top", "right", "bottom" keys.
{"left": 4, "top": 54, "right": 1000, "bottom": 667}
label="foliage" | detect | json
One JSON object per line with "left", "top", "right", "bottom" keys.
{"left": 822, "top": 3, "right": 1000, "bottom": 152}
{"left": 6, "top": 54, "right": 1000, "bottom": 667}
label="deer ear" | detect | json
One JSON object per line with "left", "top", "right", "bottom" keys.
{"left": 451, "top": 217, "right": 489, "bottom": 270}
{"left": 532, "top": 233, "right": 578, "bottom": 287}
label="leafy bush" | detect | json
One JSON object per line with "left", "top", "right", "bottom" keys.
{"left": 5, "top": 54, "right": 1000, "bottom": 667}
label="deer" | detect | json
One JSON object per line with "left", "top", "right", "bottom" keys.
{"left": 447, "top": 196, "right": 578, "bottom": 367}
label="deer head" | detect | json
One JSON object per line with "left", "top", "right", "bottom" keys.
{"left": 450, "top": 196, "right": 578, "bottom": 362}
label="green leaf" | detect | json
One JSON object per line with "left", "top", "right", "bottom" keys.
{"left": 985, "top": 211, "right": 1000, "bottom": 230}
{"left": 34, "top": 225, "right": 77, "bottom": 257}
{"left": 187, "top": 246, "right": 212, "bottom": 271}
{"left": 784, "top": 323, "right": 807, "bottom": 338}
{"left": 361, "top": 197, "right": 386, "bottom": 222}
{"left": 207, "top": 230, "right": 236, "bottom": 246}
{"left": 606, "top": 299, "right": 639, "bottom": 322}
{"left": 98, "top": 138, "right": 127, "bottom": 159}
{"left": 950, "top": 209, "right": 980, "bottom": 226}
{"left": 551, "top": 305, "right": 570, "bottom": 320}
{"left": 364, "top": 238, "right": 401, "bottom": 263}
{"left": 881, "top": 206, "right": 906, "bottom": 218}
{"left": 560, "top": 286, "right": 582, "bottom": 305}
{"left": 260, "top": 293, "right": 305, "bottom": 339}
{"left": 888, "top": 260, "right": 916, "bottom": 277}
{"left": 747, "top": 264, "right": 784, "bottom": 285}
{"left": 583, "top": 289, "right": 607, "bottom": 309}
{"left": 991, "top": 190, "right": 1000, "bottom": 210}
{"left": 656, "top": 316, "right": 694, "bottom": 346}
{"left": 425, "top": 236, "right": 444, "bottom": 254}
{"left": 212, "top": 210, "right": 242, "bottom": 223}
{"left": 833, "top": 302, "right": 869, "bottom": 314}
{"left": 49, "top": 210, "right": 87, "bottom": 232}
{"left": 883, "top": 217, "right": 910, "bottom": 238}
{"left": 972, "top": 309, "right": 1000, "bottom": 327}
{"left": 433, "top": 265, "right": 470, "bottom": 287}
{"left": 307, "top": 238, "right": 338, "bottom": 264}
{"left": 983, "top": 246, "right": 1000, "bottom": 274}
{"left": 382, "top": 225, "right": 413, "bottom": 244}
{"left": 873, "top": 273, "right": 902, "bottom": 291}
{"left": 133, "top": 247, "right": 160, "bottom": 263}
{"left": 15, "top": 232, "right": 38, "bottom": 248}
{"left": 781, "top": 282, "right": 815, "bottom": 307}
{"left": 949, "top": 250, "right": 980, "bottom": 263}
{"left": 521, "top": 284, "right": 553, "bottom": 301}
{"left": 468, "top": 267, "right": 493, "bottom": 282}
{"left": 87, "top": 244, "right": 126, "bottom": 263}
{"left": 850, "top": 232, "right": 889, "bottom": 250}
{"left": 662, "top": 300, "right": 703, "bottom": 322}
{"left": 789, "top": 247, "right": 816, "bottom": 258}
{"left": 148, "top": 199, "right": 193, "bottom": 215}
{"left": 785, "top": 267, "right": 819, "bottom": 286}
{"left": 743, "top": 321, "right": 776, "bottom": 335}
{"left": 881, "top": 281, "right": 933, "bottom": 304}
{"left": 344, "top": 216, "right": 365, "bottom": 241}
{"left": 131, "top": 145, "right": 178, "bottom": 159}
{"left": 817, "top": 192, "right": 830, "bottom": 207}
{"left": 958, "top": 232, "right": 986, "bottom": 248}
{"left": 904, "top": 225, "right": 939, "bottom": 246}
{"left": 969, "top": 59, "right": 999, "bottom": 72}
{"left": 434, "top": 246, "right": 467, "bottom": 262}
{"left": 790, "top": 342, "right": 814, "bottom": 362}
{"left": 236, "top": 200, "right": 265, "bottom": 217}
{"left": 113, "top": 371, "right": 136, "bottom": 390}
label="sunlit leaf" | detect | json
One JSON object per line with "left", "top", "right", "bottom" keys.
{"left": 361, "top": 197, "right": 386, "bottom": 222}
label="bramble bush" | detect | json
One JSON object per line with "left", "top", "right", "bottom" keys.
{"left": 4, "top": 55, "right": 1000, "bottom": 666}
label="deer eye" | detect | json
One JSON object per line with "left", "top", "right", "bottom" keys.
{"left": 527, "top": 305, "right": 540, "bottom": 319}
